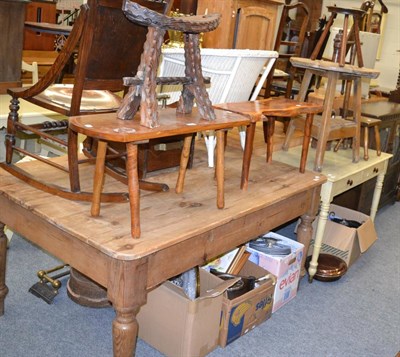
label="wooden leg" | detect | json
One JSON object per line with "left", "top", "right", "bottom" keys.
{"left": 216, "top": 130, "right": 225, "bottom": 209}
{"left": 265, "top": 116, "right": 275, "bottom": 164}
{"left": 67, "top": 129, "right": 81, "bottom": 193}
{"left": 91, "top": 140, "right": 108, "bottom": 217}
{"left": 241, "top": 123, "right": 256, "bottom": 190}
{"left": 374, "top": 125, "right": 381, "bottom": 156}
{"left": 175, "top": 135, "right": 193, "bottom": 194}
{"left": 370, "top": 172, "right": 385, "bottom": 222}
{"left": 107, "top": 258, "right": 148, "bottom": 357}
{"left": 126, "top": 143, "right": 140, "bottom": 239}
{"left": 299, "top": 113, "right": 313, "bottom": 173}
{"left": 296, "top": 185, "right": 321, "bottom": 277}
{"left": 352, "top": 77, "right": 361, "bottom": 164}
{"left": 0, "top": 222, "right": 9, "bottom": 316}
{"left": 5, "top": 97, "right": 19, "bottom": 164}
{"left": 308, "top": 199, "right": 331, "bottom": 283}
{"left": 363, "top": 126, "right": 369, "bottom": 160}
{"left": 314, "top": 72, "right": 338, "bottom": 172}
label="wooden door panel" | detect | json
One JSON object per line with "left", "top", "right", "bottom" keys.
{"left": 234, "top": 6, "right": 276, "bottom": 50}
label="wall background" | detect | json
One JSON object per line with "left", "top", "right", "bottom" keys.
{"left": 321, "top": 0, "right": 400, "bottom": 90}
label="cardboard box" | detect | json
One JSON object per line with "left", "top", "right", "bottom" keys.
{"left": 246, "top": 232, "right": 304, "bottom": 313}
{"left": 219, "top": 261, "right": 275, "bottom": 347}
{"left": 307, "top": 204, "right": 378, "bottom": 267}
{"left": 137, "top": 268, "right": 237, "bottom": 357}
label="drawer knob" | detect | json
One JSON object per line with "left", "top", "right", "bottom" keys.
{"left": 373, "top": 167, "right": 379, "bottom": 173}
{"left": 347, "top": 179, "right": 353, "bottom": 186}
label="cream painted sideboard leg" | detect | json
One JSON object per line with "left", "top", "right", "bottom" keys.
{"left": 370, "top": 172, "right": 385, "bottom": 222}
{"left": 308, "top": 200, "right": 331, "bottom": 283}
{"left": 0, "top": 222, "right": 9, "bottom": 316}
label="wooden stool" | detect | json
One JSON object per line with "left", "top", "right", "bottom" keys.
{"left": 334, "top": 116, "right": 381, "bottom": 160}
{"left": 117, "top": 0, "right": 220, "bottom": 128}
{"left": 287, "top": 57, "right": 380, "bottom": 172}
{"left": 310, "top": 5, "right": 366, "bottom": 67}
{"left": 68, "top": 108, "right": 250, "bottom": 238}
{"left": 214, "top": 97, "right": 323, "bottom": 190}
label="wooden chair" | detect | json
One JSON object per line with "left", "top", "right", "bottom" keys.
{"left": 2, "top": 0, "right": 172, "bottom": 201}
{"left": 263, "top": 2, "right": 310, "bottom": 100}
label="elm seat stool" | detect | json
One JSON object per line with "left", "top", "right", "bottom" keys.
{"left": 117, "top": 0, "right": 221, "bottom": 128}
{"left": 334, "top": 116, "right": 382, "bottom": 160}
{"left": 68, "top": 108, "right": 250, "bottom": 238}
{"left": 214, "top": 97, "right": 323, "bottom": 190}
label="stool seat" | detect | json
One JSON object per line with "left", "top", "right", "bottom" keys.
{"left": 214, "top": 97, "right": 323, "bottom": 189}
{"left": 117, "top": 0, "right": 221, "bottom": 128}
{"left": 123, "top": 1, "right": 220, "bottom": 32}
{"left": 69, "top": 108, "right": 250, "bottom": 238}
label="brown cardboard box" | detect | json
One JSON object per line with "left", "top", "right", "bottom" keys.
{"left": 137, "top": 268, "right": 238, "bottom": 357}
{"left": 308, "top": 204, "right": 378, "bottom": 267}
{"left": 219, "top": 261, "right": 275, "bottom": 347}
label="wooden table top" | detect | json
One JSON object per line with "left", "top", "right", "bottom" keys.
{"left": 69, "top": 107, "right": 251, "bottom": 142}
{"left": 0, "top": 143, "right": 325, "bottom": 261}
{"left": 213, "top": 97, "right": 323, "bottom": 122}
{"left": 290, "top": 57, "right": 380, "bottom": 79}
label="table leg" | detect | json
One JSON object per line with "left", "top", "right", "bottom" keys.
{"left": 175, "top": 135, "right": 193, "bottom": 194}
{"left": 108, "top": 258, "right": 148, "bottom": 357}
{"left": 265, "top": 116, "right": 275, "bottom": 164}
{"left": 0, "top": 222, "right": 9, "bottom": 316}
{"left": 216, "top": 130, "right": 225, "bottom": 209}
{"left": 91, "top": 140, "right": 108, "bottom": 217}
{"left": 296, "top": 185, "right": 321, "bottom": 276}
{"left": 308, "top": 200, "right": 331, "bottom": 283}
{"left": 126, "top": 143, "right": 140, "bottom": 239}
{"left": 370, "top": 172, "right": 385, "bottom": 222}
{"left": 241, "top": 123, "right": 256, "bottom": 190}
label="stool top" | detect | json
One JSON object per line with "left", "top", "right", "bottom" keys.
{"left": 69, "top": 107, "right": 249, "bottom": 143}
{"left": 290, "top": 57, "right": 380, "bottom": 79}
{"left": 327, "top": 6, "right": 365, "bottom": 18}
{"left": 123, "top": 0, "right": 220, "bottom": 33}
{"left": 213, "top": 97, "right": 323, "bottom": 122}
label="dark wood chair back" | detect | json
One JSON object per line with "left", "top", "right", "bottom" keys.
{"left": 263, "top": 2, "right": 309, "bottom": 99}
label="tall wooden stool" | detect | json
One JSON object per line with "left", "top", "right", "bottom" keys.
{"left": 214, "top": 97, "right": 323, "bottom": 190}
{"left": 285, "top": 57, "right": 379, "bottom": 172}
{"left": 117, "top": 0, "right": 220, "bottom": 128}
{"left": 310, "top": 6, "right": 366, "bottom": 68}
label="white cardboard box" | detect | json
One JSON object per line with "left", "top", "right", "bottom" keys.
{"left": 246, "top": 232, "right": 304, "bottom": 313}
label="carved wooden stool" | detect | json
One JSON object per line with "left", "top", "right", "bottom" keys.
{"left": 214, "top": 97, "right": 323, "bottom": 190}
{"left": 117, "top": 0, "right": 220, "bottom": 128}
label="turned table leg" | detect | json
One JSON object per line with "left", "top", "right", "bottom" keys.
{"left": 107, "top": 258, "right": 148, "bottom": 357}
{"left": 308, "top": 200, "right": 331, "bottom": 282}
{"left": 0, "top": 222, "right": 9, "bottom": 316}
{"left": 370, "top": 172, "right": 385, "bottom": 222}
{"left": 296, "top": 185, "right": 321, "bottom": 277}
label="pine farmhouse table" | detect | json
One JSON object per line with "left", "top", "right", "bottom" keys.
{"left": 0, "top": 138, "right": 325, "bottom": 356}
